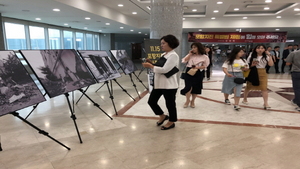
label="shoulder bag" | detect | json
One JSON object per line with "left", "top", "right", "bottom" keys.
{"left": 231, "top": 66, "right": 244, "bottom": 84}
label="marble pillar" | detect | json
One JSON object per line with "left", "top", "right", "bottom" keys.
{"left": 150, "top": 0, "right": 184, "bottom": 55}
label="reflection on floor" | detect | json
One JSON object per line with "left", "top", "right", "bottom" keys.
{"left": 0, "top": 61, "right": 299, "bottom": 169}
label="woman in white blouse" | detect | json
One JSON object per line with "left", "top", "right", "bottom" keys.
{"left": 242, "top": 44, "right": 274, "bottom": 109}
{"left": 181, "top": 42, "right": 210, "bottom": 108}
{"left": 142, "top": 34, "right": 179, "bottom": 130}
{"left": 222, "top": 47, "right": 249, "bottom": 110}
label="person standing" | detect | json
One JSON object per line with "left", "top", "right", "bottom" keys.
{"left": 270, "top": 46, "right": 280, "bottom": 73}
{"left": 142, "top": 34, "right": 179, "bottom": 130}
{"left": 180, "top": 42, "right": 209, "bottom": 108}
{"left": 215, "top": 48, "right": 221, "bottom": 61}
{"left": 205, "top": 46, "right": 213, "bottom": 80}
{"left": 242, "top": 44, "right": 274, "bottom": 109}
{"left": 281, "top": 44, "right": 293, "bottom": 73}
{"left": 265, "top": 46, "right": 274, "bottom": 74}
{"left": 221, "top": 47, "right": 249, "bottom": 110}
{"left": 286, "top": 50, "right": 300, "bottom": 112}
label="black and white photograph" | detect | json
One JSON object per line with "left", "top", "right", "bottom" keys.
{"left": 78, "top": 50, "right": 121, "bottom": 83}
{"left": 20, "top": 49, "right": 96, "bottom": 98}
{"left": 110, "top": 50, "right": 137, "bottom": 75}
{"left": 0, "top": 51, "right": 46, "bottom": 116}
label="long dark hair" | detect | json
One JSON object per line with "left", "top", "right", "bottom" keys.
{"left": 227, "top": 47, "right": 245, "bottom": 65}
{"left": 249, "top": 44, "right": 268, "bottom": 64}
{"left": 191, "top": 42, "right": 205, "bottom": 55}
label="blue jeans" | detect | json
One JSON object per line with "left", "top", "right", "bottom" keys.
{"left": 292, "top": 72, "right": 300, "bottom": 107}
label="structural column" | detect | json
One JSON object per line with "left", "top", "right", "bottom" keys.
{"left": 0, "top": 13, "right": 5, "bottom": 50}
{"left": 150, "top": 0, "right": 184, "bottom": 44}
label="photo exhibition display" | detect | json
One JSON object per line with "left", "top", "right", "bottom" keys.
{"left": 20, "top": 49, "right": 96, "bottom": 98}
{"left": 110, "top": 50, "right": 138, "bottom": 75}
{"left": 0, "top": 51, "right": 46, "bottom": 116}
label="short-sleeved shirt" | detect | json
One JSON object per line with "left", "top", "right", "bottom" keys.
{"left": 286, "top": 50, "right": 300, "bottom": 72}
{"left": 222, "top": 59, "right": 248, "bottom": 72}
{"left": 247, "top": 54, "right": 270, "bottom": 68}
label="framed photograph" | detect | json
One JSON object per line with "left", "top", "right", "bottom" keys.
{"left": 110, "top": 50, "right": 137, "bottom": 75}
{"left": 20, "top": 49, "right": 96, "bottom": 98}
{"left": 0, "top": 51, "right": 46, "bottom": 117}
{"left": 78, "top": 50, "right": 121, "bottom": 83}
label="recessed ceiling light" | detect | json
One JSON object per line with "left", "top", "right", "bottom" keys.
{"left": 264, "top": 7, "right": 270, "bottom": 10}
{"left": 35, "top": 18, "right": 41, "bottom": 20}
{"left": 130, "top": 30, "right": 134, "bottom": 32}
{"left": 120, "top": 27, "right": 124, "bottom": 29}
{"left": 85, "top": 17, "right": 91, "bottom": 20}
{"left": 183, "top": 18, "right": 186, "bottom": 20}
{"left": 198, "top": 29, "right": 202, "bottom": 31}
{"left": 105, "top": 23, "right": 110, "bottom": 25}
{"left": 276, "top": 16, "right": 281, "bottom": 18}
{"left": 275, "top": 29, "right": 280, "bottom": 31}
{"left": 265, "top": 0, "right": 272, "bottom": 3}
{"left": 118, "top": 4, "right": 123, "bottom": 7}
{"left": 99, "top": 30, "right": 102, "bottom": 32}
{"left": 213, "top": 10, "right": 219, "bottom": 13}
{"left": 53, "top": 8, "right": 60, "bottom": 12}
{"left": 138, "top": 32, "right": 141, "bottom": 34}
{"left": 132, "top": 12, "right": 137, "bottom": 14}
{"left": 145, "top": 34, "right": 148, "bottom": 35}
{"left": 217, "top": 1, "right": 223, "bottom": 4}
{"left": 64, "top": 23, "right": 68, "bottom": 25}
{"left": 192, "top": 9, "right": 197, "bottom": 12}
{"left": 84, "top": 27, "right": 88, "bottom": 29}
{"left": 294, "top": 8, "right": 300, "bottom": 11}
{"left": 234, "top": 8, "right": 239, "bottom": 11}
{"left": 211, "top": 17, "right": 216, "bottom": 19}
{"left": 243, "top": 17, "right": 248, "bottom": 19}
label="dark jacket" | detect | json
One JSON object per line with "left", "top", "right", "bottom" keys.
{"left": 245, "top": 66, "right": 259, "bottom": 86}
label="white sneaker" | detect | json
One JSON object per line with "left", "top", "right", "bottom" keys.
{"left": 242, "top": 100, "right": 249, "bottom": 105}
{"left": 225, "top": 99, "right": 231, "bottom": 105}
{"left": 234, "top": 105, "right": 241, "bottom": 110}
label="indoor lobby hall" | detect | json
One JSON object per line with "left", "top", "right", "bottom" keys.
{"left": 0, "top": 61, "right": 299, "bottom": 169}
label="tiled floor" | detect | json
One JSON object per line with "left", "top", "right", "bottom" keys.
{"left": 0, "top": 61, "right": 299, "bottom": 169}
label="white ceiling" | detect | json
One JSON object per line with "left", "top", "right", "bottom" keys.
{"left": 0, "top": 0, "right": 300, "bottom": 38}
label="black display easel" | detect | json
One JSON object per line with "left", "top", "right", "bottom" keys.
{"left": 25, "top": 93, "right": 47, "bottom": 120}
{"left": 11, "top": 111, "right": 70, "bottom": 150}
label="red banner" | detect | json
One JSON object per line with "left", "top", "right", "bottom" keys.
{"left": 188, "top": 32, "right": 287, "bottom": 43}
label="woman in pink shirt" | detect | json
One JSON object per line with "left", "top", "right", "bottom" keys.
{"left": 180, "top": 42, "right": 210, "bottom": 108}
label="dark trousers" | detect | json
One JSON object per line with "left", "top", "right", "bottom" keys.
{"left": 292, "top": 72, "right": 300, "bottom": 107}
{"left": 148, "top": 89, "right": 178, "bottom": 122}
{"left": 205, "top": 65, "right": 211, "bottom": 78}
{"left": 274, "top": 59, "right": 280, "bottom": 73}
{"left": 281, "top": 60, "right": 286, "bottom": 73}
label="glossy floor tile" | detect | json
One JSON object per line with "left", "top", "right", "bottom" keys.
{"left": 0, "top": 62, "right": 299, "bottom": 169}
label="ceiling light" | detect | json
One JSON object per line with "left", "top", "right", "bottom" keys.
{"left": 243, "top": 17, "right": 248, "bottom": 19}
{"left": 198, "top": 29, "right": 202, "bottom": 31}
{"left": 276, "top": 16, "right": 281, "bottom": 18}
{"left": 275, "top": 29, "right": 280, "bottom": 31}
{"left": 130, "top": 30, "right": 134, "bottom": 32}
{"left": 294, "top": 8, "right": 300, "bottom": 11}
{"left": 145, "top": 34, "right": 148, "bottom": 35}
{"left": 120, "top": 27, "right": 124, "bottom": 29}
{"left": 265, "top": 0, "right": 272, "bottom": 3}
{"left": 132, "top": 12, "right": 137, "bottom": 14}
{"left": 183, "top": 18, "right": 186, "bottom": 20}
{"left": 234, "top": 8, "right": 239, "bottom": 11}
{"left": 99, "top": 30, "right": 102, "bottom": 32}
{"left": 105, "top": 23, "right": 110, "bottom": 25}
{"left": 53, "top": 8, "right": 60, "bottom": 12}
{"left": 85, "top": 17, "right": 91, "bottom": 20}
{"left": 264, "top": 7, "right": 270, "bottom": 10}
{"left": 64, "top": 23, "right": 68, "bottom": 25}
{"left": 35, "top": 18, "right": 41, "bottom": 20}
{"left": 118, "top": 4, "right": 123, "bottom": 7}
{"left": 84, "top": 27, "right": 88, "bottom": 29}
{"left": 213, "top": 10, "right": 219, "bottom": 13}
{"left": 217, "top": 2, "right": 223, "bottom": 4}
{"left": 211, "top": 17, "right": 216, "bottom": 19}
{"left": 138, "top": 32, "right": 141, "bottom": 34}
{"left": 192, "top": 9, "right": 197, "bottom": 12}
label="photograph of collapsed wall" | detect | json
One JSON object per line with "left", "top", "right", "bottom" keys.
{"left": 78, "top": 50, "right": 121, "bottom": 83}
{"left": 20, "top": 49, "right": 96, "bottom": 98}
{"left": 0, "top": 51, "right": 46, "bottom": 116}
{"left": 110, "top": 50, "right": 137, "bottom": 75}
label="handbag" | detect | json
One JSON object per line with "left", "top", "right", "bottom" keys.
{"left": 180, "top": 63, "right": 188, "bottom": 79}
{"left": 231, "top": 66, "right": 244, "bottom": 84}
{"left": 153, "top": 55, "right": 179, "bottom": 78}
{"left": 187, "top": 68, "right": 198, "bottom": 76}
